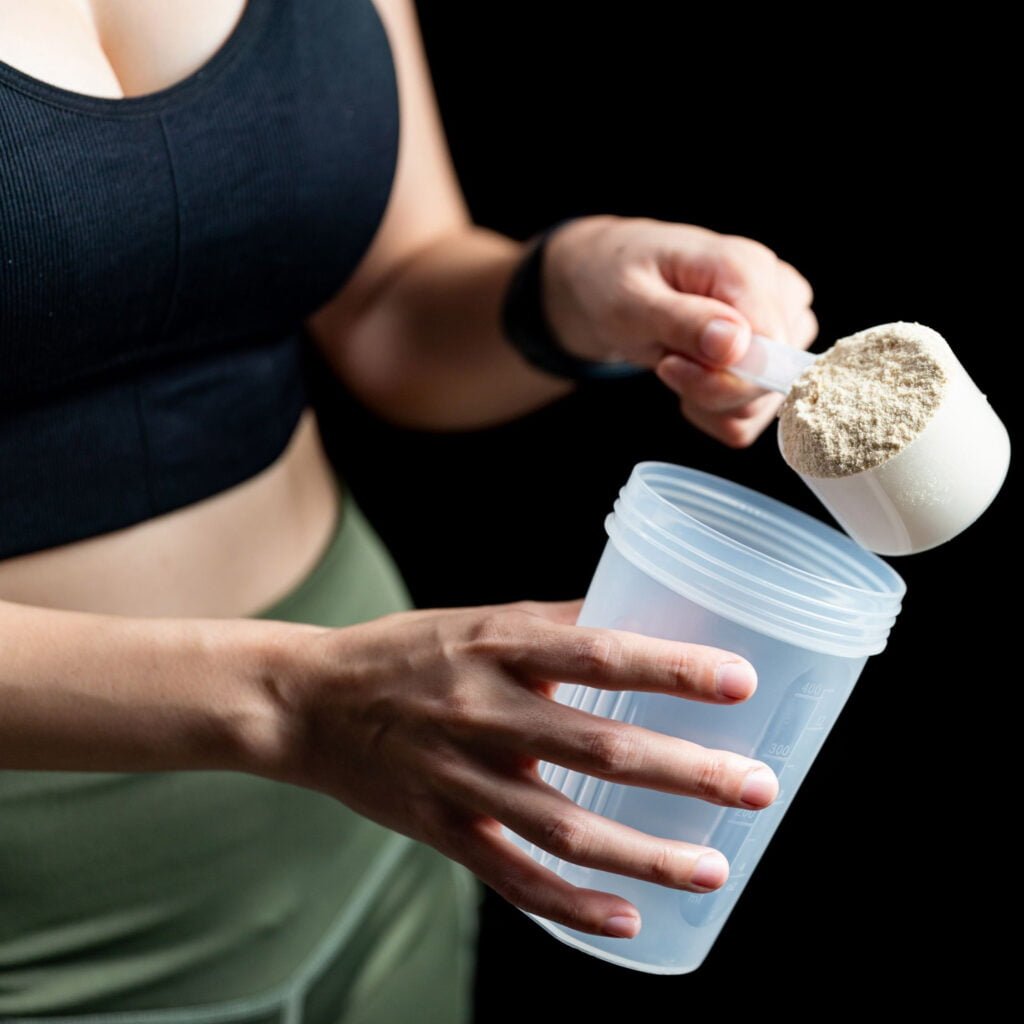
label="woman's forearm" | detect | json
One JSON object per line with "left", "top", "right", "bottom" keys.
{"left": 0, "top": 599, "right": 299, "bottom": 774}
{"left": 312, "top": 227, "right": 576, "bottom": 431}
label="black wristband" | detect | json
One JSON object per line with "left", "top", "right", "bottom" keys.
{"left": 500, "top": 220, "right": 646, "bottom": 381}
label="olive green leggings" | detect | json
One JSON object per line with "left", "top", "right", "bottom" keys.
{"left": 0, "top": 484, "right": 479, "bottom": 1022}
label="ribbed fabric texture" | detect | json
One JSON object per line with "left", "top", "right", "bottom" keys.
{"left": 0, "top": 0, "right": 399, "bottom": 558}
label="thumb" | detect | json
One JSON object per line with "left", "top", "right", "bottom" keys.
{"left": 648, "top": 290, "right": 753, "bottom": 367}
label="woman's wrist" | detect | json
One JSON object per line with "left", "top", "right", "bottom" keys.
{"left": 540, "top": 215, "right": 619, "bottom": 362}
{"left": 229, "top": 618, "right": 332, "bottom": 781}
{"left": 502, "top": 215, "right": 644, "bottom": 380}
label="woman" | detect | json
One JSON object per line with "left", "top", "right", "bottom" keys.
{"left": 0, "top": 0, "right": 816, "bottom": 1019}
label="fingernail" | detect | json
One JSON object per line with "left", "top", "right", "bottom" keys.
{"left": 715, "top": 662, "right": 757, "bottom": 700}
{"left": 603, "top": 914, "right": 641, "bottom": 938}
{"left": 700, "top": 319, "right": 745, "bottom": 363}
{"left": 740, "top": 766, "right": 779, "bottom": 809}
{"left": 691, "top": 852, "right": 729, "bottom": 892}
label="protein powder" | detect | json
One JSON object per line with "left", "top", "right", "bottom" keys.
{"left": 779, "top": 323, "right": 948, "bottom": 478}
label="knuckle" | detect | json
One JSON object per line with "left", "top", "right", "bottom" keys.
{"left": 731, "top": 235, "right": 777, "bottom": 266}
{"left": 666, "top": 649, "right": 701, "bottom": 691}
{"left": 539, "top": 812, "right": 592, "bottom": 858}
{"left": 557, "top": 898, "right": 596, "bottom": 932}
{"left": 489, "top": 606, "right": 533, "bottom": 635}
{"left": 647, "top": 844, "right": 684, "bottom": 888}
{"left": 524, "top": 887, "right": 594, "bottom": 932}
{"left": 456, "top": 614, "right": 492, "bottom": 649}
{"left": 692, "top": 752, "right": 728, "bottom": 800}
{"left": 463, "top": 607, "right": 531, "bottom": 656}
{"left": 584, "top": 726, "right": 638, "bottom": 775}
{"left": 572, "top": 633, "right": 617, "bottom": 675}
{"left": 496, "top": 872, "right": 594, "bottom": 935}
{"left": 716, "top": 234, "right": 764, "bottom": 267}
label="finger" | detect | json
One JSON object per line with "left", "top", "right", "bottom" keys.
{"left": 658, "top": 356, "right": 784, "bottom": 421}
{"left": 517, "top": 700, "right": 778, "bottom": 807}
{"left": 506, "top": 619, "right": 758, "bottom": 704}
{"left": 655, "top": 353, "right": 767, "bottom": 413}
{"left": 453, "top": 816, "right": 644, "bottom": 938}
{"left": 712, "top": 243, "right": 791, "bottom": 346}
{"left": 775, "top": 261, "right": 817, "bottom": 353}
{"left": 451, "top": 770, "right": 732, "bottom": 895}
{"left": 643, "top": 286, "right": 754, "bottom": 367}
{"left": 788, "top": 306, "right": 818, "bottom": 352}
{"left": 777, "top": 260, "right": 815, "bottom": 311}
{"left": 680, "top": 398, "right": 783, "bottom": 449}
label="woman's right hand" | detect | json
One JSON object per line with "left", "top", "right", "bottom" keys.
{"left": 261, "top": 599, "right": 778, "bottom": 939}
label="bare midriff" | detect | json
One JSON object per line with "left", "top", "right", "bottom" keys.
{"left": 0, "top": 413, "right": 341, "bottom": 618}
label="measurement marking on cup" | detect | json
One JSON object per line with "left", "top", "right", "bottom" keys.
{"left": 729, "top": 807, "right": 759, "bottom": 825}
{"left": 681, "top": 673, "right": 825, "bottom": 926}
{"left": 753, "top": 675, "right": 822, "bottom": 766}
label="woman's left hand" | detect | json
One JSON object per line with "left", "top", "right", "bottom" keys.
{"left": 542, "top": 215, "right": 818, "bottom": 447}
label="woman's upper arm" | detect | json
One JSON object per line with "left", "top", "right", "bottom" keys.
{"left": 307, "top": 0, "right": 471, "bottom": 336}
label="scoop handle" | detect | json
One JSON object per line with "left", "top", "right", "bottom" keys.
{"left": 729, "top": 334, "right": 817, "bottom": 394}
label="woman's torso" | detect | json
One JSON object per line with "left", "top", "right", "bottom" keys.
{"left": 0, "top": 5, "right": 482, "bottom": 1018}
{"left": 0, "top": 0, "right": 372, "bottom": 616}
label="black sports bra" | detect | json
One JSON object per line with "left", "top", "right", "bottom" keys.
{"left": 0, "top": 0, "right": 398, "bottom": 559}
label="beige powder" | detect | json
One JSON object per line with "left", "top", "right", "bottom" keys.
{"left": 779, "top": 322, "right": 948, "bottom": 478}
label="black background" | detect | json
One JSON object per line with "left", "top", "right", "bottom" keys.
{"left": 317, "top": 6, "right": 1014, "bottom": 1018}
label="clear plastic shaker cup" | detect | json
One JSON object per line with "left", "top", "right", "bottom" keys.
{"left": 506, "top": 463, "right": 905, "bottom": 974}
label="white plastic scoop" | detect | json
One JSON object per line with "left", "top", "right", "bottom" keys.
{"left": 728, "top": 327, "right": 1010, "bottom": 556}
{"left": 729, "top": 333, "right": 818, "bottom": 393}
